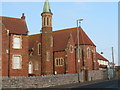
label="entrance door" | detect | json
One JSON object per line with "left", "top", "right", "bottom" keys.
{"left": 29, "top": 62, "right": 33, "bottom": 74}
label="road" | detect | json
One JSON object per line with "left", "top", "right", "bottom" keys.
{"left": 49, "top": 78, "right": 120, "bottom": 89}
{"left": 78, "top": 79, "right": 119, "bottom": 88}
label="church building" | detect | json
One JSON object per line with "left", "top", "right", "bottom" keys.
{"left": 28, "top": 0, "right": 99, "bottom": 76}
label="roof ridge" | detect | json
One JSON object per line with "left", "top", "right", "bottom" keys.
{"left": 97, "top": 52, "right": 108, "bottom": 61}
{"left": 53, "top": 27, "right": 77, "bottom": 33}
{"left": 28, "top": 34, "right": 41, "bottom": 36}
{"left": 0, "top": 16, "right": 21, "bottom": 20}
{"left": 28, "top": 27, "right": 78, "bottom": 36}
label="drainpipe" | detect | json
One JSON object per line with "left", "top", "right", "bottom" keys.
{"left": 53, "top": 52, "right": 55, "bottom": 75}
{"left": 7, "top": 30, "right": 10, "bottom": 77}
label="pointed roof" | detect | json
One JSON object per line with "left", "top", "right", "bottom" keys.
{"left": 43, "top": 0, "right": 51, "bottom": 13}
{"left": 0, "top": 16, "right": 28, "bottom": 35}
{"left": 29, "top": 27, "right": 96, "bottom": 51}
{"left": 96, "top": 52, "right": 108, "bottom": 61}
{"left": 53, "top": 27, "right": 95, "bottom": 51}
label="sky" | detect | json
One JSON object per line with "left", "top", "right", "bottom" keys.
{"left": 1, "top": 1, "right": 118, "bottom": 65}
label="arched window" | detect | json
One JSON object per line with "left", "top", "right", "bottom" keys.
{"left": 46, "top": 51, "right": 50, "bottom": 61}
{"left": 38, "top": 43, "right": 41, "bottom": 55}
{"left": 87, "top": 48, "right": 90, "bottom": 58}
{"left": 56, "top": 58, "right": 59, "bottom": 65}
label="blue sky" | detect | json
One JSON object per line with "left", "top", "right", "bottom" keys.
{"left": 1, "top": 2, "right": 118, "bottom": 65}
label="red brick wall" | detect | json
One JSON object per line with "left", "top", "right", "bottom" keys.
{"left": 29, "top": 57, "right": 41, "bottom": 76}
{"left": 65, "top": 35, "right": 76, "bottom": 73}
{"left": 53, "top": 51, "right": 65, "bottom": 74}
{"left": 29, "top": 38, "right": 41, "bottom": 75}
{"left": 2, "top": 26, "right": 9, "bottom": 76}
{"left": 2, "top": 27, "right": 28, "bottom": 77}
{"left": 29, "top": 41, "right": 41, "bottom": 76}
{"left": 76, "top": 45, "right": 99, "bottom": 71}
{"left": 9, "top": 34, "right": 28, "bottom": 76}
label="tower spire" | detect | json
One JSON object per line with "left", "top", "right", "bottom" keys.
{"left": 43, "top": 0, "right": 51, "bottom": 13}
{"left": 41, "top": 0, "right": 53, "bottom": 75}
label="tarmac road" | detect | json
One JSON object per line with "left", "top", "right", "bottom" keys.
{"left": 78, "top": 78, "right": 119, "bottom": 88}
{"left": 48, "top": 78, "right": 120, "bottom": 89}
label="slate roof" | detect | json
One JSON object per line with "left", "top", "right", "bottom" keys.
{"left": 29, "top": 27, "right": 95, "bottom": 52}
{"left": 0, "top": 16, "right": 28, "bottom": 35}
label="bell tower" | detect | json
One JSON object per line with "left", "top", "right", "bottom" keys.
{"left": 41, "top": 0, "right": 53, "bottom": 75}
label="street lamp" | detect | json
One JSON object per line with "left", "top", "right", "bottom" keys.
{"left": 77, "top": 19, "right": 83, "bottom": 83}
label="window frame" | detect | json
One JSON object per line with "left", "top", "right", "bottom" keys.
{"left": 55, "top": 58, "right": 64, "bottom": 66}
{"left": 13, "top": 35, "right": 22, "bottom": 49}
{"left": 38, "top": 43, "right": 41, "bottom": 55}
{"left": 12, "top": 55, "right": 22, "bottom": 69}
{"left": 87, "top": 48, "right": 91, "bottom": 58}
{"left": 46, "top": 51, "right": 50, "bottom": 61}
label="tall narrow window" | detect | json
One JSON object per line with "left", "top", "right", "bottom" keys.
{"left": 79, "top": 48, "right": 81, "bottom": 58}
{"left": 82, "top": 49, "right": 85, "bottom": 66}
{"left": 46, "top": 51, "right": 50, "bottom": 61}
{"left": 60, "top": 58, "right": 63, "bottom": 65}
{"left": 38, "top": 43, "right": 41, "bottom": 55}
{"left": 56, "top": 58, "right": 58, "bottom": 65}
{"left": 47, "top": 17, "right": 49, "bottom": 26}
{"left": 58, "top": 58, "right": 61, "bottom": 65}
{"left": 44, "top": 17, "right": 46, "bottom": 26}
{"left": 87, "top": 48, "right": 90, "bottom": 58}
{"left": 13, "top": 36, "right": 21, "bottom": 49}
{"left": 13, "top": 55, "right": 21, "bottom": 69}
{"left": 51, "top": 36, "right": 53, "bottom": 47}
{"left": 55, "top": 58, "right": 64, "bottom": 66}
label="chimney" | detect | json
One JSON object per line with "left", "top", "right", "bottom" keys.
{"left": 21, "top": 13, "right": 25, "bottom": 19}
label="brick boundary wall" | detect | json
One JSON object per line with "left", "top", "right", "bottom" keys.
{"left": 88, "top": 70, "right": 108, "bottom": 81}
{"left": 2, "top": 70, "right": 108, "bottom": 88}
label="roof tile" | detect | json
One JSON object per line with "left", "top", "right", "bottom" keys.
{"left": 0, "top": 16, "right": 28, "bottom": 34}
{"left": 29, "top": 27, "right": 95, "bottom": 51}
{"left": 97, "top": 52, "right": 108, "bottom": 61}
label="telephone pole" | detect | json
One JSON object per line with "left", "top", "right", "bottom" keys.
{"left": 112, "top": 47, "right": 115, "bottom": 68}
{"left": 77, "top": 19, "right": 83, "bottom": 83}
{"left": 112, "top": 47, "right": 115, "bottom": 78}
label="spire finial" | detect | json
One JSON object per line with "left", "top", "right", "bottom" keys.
{"left": 43, "top": 0, "right": 51, "bottom": 13}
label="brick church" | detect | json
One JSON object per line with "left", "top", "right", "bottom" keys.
{"left": 1, "top": 0, "right": 108, "bottom": 77}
